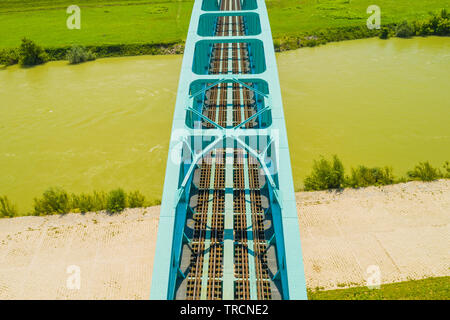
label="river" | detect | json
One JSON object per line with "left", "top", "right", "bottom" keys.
{"left": 1, "top": 37, "right": 449, "bottom": 212}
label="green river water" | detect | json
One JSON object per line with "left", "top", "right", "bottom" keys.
{"left": 1, "top": 37, "right": 449, "bottom": 213}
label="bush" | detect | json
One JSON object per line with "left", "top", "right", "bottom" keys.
{"left": 347, "top": 166, "right": 395, "bottom": 188}
{"left": 379, "top": 27, "right": 390, "bottom": 39}
{"left": 2, "top": 188, "right": 151, "bottom": 218}
{"left": 305, "top": 38, "right": 319, "bottom": 47}
{"left": 0, "top": 48, "right": 19, "bottom": 66}
{"left": 407, "top": 162, "right": 442, "bottom": 181}
{"left": 422, "top": 9, "right": 450, "bottom": 36}
{"left": 395, "top": 21, "right": 415, "bottom": 38}
{"left": 127, "top": 191, "right": 146, "bottom": 208}
{"left": 443, "top": 161, "right": 450, "bottom": 179}
{"left": 106, "top": 188, "right": 127, "bottom": 213}
{"left": 71, "top": 191, "right": 107, "bottom": 213}
{"left": 66, "top": 46, "right": 96, "bottom": 64}
{"left": 91, "top": 191, "right": 108, "bottom": 211}
{"left": 303, "top": 157, "right": 450, "bottom": 191}
{"left": 18, "top": 38, "right": 48, "bottom": 66}
{"left": 304, "top": 155, "right": 345, "bottom": 191}
{"left": 0, "top": 196, "right": 18, "bottom": 218}
{"left": 33, "top": 187, "right": 70, "bottom": 215}
{"left": 71, "top": 193, "right": 95, "bottom": 213}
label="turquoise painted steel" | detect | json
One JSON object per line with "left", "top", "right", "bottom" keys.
{"left": 150, "top": 0, "right": 307, "bottom": 300}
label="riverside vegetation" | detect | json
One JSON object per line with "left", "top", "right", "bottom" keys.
{"left": 0, "top": 0, "right": 449, "bottom": 66}
{"left": 1, "top": 159, "right": 448, "bottom": 217}
{"left": 66, "top": 45, "right": 96, "bottom": 64}
{"left": 0, "top": 38, "right": 49, "bottom": 67}
{"left": 0, "top": 188, "right": 160, "bottom": 218}
{"left": 274, "top": 9, "right": 449, "bottom": 50}
{"left": 378, "top": 9, "right": 449, "bottom": 40}
{"left": 303, "top": 156, "right": 450, "bottom": 191}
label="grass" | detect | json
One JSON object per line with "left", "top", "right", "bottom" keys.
{"left": 0, "top": 0, "right": 448, "bottom": 50}
{"left": 308, "top": 276, "right": 450, "bottom": 300}
{"left": 267, "top": 0, "right": 448, "bottom": 38}
{"left": 0, "top": 0, "right": 192, "bottom": 48}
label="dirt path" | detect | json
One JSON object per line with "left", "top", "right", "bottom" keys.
{"left": 0, "top": 207, "right": 159, "bottom": 299}
{"left": 0, "top": 180, "right": 448, "bottom": 299}
{"left": 298, "top": 180, "right": 450, "bottom": 290}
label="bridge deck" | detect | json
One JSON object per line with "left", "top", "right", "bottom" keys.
{"left": 151, "top": 0, "right": 307, "bottom": 300}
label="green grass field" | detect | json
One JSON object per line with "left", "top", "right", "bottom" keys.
{"left": 0, "top": 0, "right": 448, "bottom": 49}
{"left": 0, "top": 0, "right": 193, "bottom": 48}
{"left": 267, "top": 0, "right": 448, "bottom": 38}
{"left": 308, "top": 276, "right": 450, "bottom": 300}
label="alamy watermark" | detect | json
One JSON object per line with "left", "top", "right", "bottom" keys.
{"left": 65, "top": 5, "right": 382, "bottom": 32}
{"left": 367, "top": 5, "right": 381, "bottom": 30}
{"left": 66, "top": 265, "right": 81, "bottom": 290}
{"left": 67, "top": 5, "right": 81, "bottom": 30}
{"left": 366, "top": 265, "right": 381, "bottom": 290}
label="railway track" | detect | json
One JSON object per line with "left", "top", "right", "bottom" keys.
{"left": 151, "top": 0, "right": 307, "bottom": 301}
{"left": 179, "top": 0, "right": 275, "bottom": 300}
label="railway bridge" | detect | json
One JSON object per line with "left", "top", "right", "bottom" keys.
{"left": 151, "top": 0, "right": 307, "bottom": 300}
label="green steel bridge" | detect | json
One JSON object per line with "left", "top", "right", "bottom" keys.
{"left": 151, "top": 0, "right": 307, "bottom": 300}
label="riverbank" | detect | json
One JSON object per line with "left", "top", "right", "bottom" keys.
{"left": 1, "top": 37, "right": 449, "bottom": 213}
{"left": 1, "top": 26, "right": 448, "bottom": 66}
{"left": 0, "top": 1, "right": 448, "bottom": 65}
{"left": 0, "top": 180, "right": 448, "bottom": 299}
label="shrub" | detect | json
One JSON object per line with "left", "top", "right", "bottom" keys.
{"left": 443, "top": 161, "right": 450, "bottom": 179}
{"left": 395, "top": 21, "right": 415, "bottom": 38}
{"left": 70, "top": 191, "right": 108, "bottom": 213}
{"left": 0, "top": 48, "right": 19, "bottom": 66}
{"left": 33, "top": 187, "right": 70, "bottom": 215}
{"left": 379, "top": 27, "right": 390, "bottom": 39}
{"left": 273, "top": 39, "right": 281, "bottom": 52}
{"left": 66, "top": 45, "right": 96, "bottom": 64}
{"left": 0, "top": 196, "right": 18, "bottom": 218}
{"left": 71, "top": 193, "right": 97, "bottom": 213}
{"left": 347, "top": 166, "right": 395, "bottom": 188}
{"left": 427, "top": 9, "right": 449, "bottom": 35}
{"left": 407, "top": 162, "right": 442, "bottom": 181}
{"left": 305, "top": 38, "right": 318, "bottom": 47}
{"left": 414, "top": 11, "right": 450, "bottom": 36}
{"left": 91, "top": 191, "right": 108, "bottom": 211}
{"left": 304, "top": 155, "right": 345, "bottom": 191}
{"left": 420, "top": 9, "right": 450, "bottom": 36}
{"left": 18, "top": 38, "right": 48, "bottom": 66}
{"left": 106, "top": 188, "right": 127, "bottom": 213}
{"left": 127, "top": 190, "right": 146, "bottom": 208}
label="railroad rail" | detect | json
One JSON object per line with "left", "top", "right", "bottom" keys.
{"left": 151, "top": 0, "right": 307, "bottom": 300}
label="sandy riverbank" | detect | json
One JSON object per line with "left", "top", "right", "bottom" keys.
{"left": 0, "top": 180, "right": 448, "bottom": 299}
